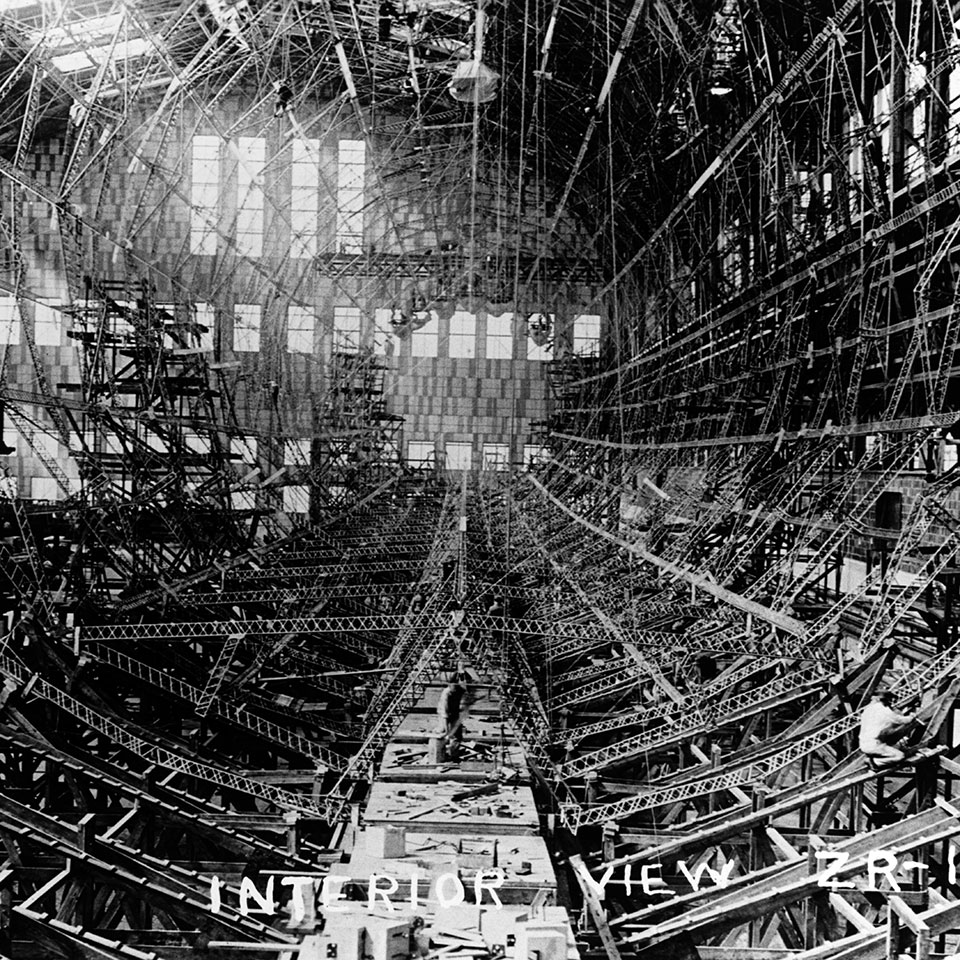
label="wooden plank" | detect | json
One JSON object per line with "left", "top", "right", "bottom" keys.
{"left": 827, "top": 894, "right": 875, "bottom": 935}
{"left": 569, "top": 854, "right": 622, "bottom": 960}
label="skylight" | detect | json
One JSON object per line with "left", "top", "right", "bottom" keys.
{"left": 22, "top": 8, "right": 162, "bottom": 78}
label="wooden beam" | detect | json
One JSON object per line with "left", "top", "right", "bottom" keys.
{"left": 528, "top": 475, "right": 809, "bottom": 637}
{"left": 569, "top": 855, "right": 623, "bottom": 960}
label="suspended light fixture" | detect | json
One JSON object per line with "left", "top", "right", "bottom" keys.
{"left": 448, "top": 60, "right": 500, "bottom": 104}
{"left": 448, "top": 1, "right": 499, "bottom": 104}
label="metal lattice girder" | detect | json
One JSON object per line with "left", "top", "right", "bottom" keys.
{"left": 535, "top": 629, "right": 678, "bottom": 664}
{"left": 86, "top": 644, "right": 350, "bottom": 771}
{"left": 771, "top": 440, "right": 936, "bottom": 606}
{"left": 536, "top": 619, "right": 822, "bottom": 664}
{"left": 549, "top": 657, "right": 636, "bottom": 690}
{"left": 340, "top": 488, "right": 461, "bottom": 770}
{"left": 343, "top": 616, "right": 468, "bottom": 780}
{"left": 78, "top": 615, "right": 403, "bottom": 650}
{"left": 228, "top": 559, "right": 430, "bottom": 581}
{"left": 0, "top": 722, "right": 324, "bottom": 874}
{"left": 31, "top": 612, "right": 729, "bottom": 698}
{"left": 175, "top": 583, "right": 420, "bottom": 607}
{"left": 858, "top": 500, "right": 960, "bottom": 658}
{"left": 195, "top": 632, "right": 244, "bottom": 718}
{"left": 558, "top": 663, "right": 828, "bottom": 779}
{"left": 12, "top": 833, "right": 295, "bottom": 946}
{"left": 478, "top": 654, "right": 561, "bottom": 783}
{"left": 531, "top": 472, "right": 811, "bottom": 640}
{"left": 0, "top": 790, "right": 294, "bottom": 944}
{"left": 545, "top": 662, "right": 664, "bottom": 710}
{"left": 276, "top": 542, "right": 438, "bottom": 561}
{"left": 615, "top": 803, "right": 960, "bottom": 948}
{"left": 272, "top": 548, "right": 439, "bottom": 568}
{"left": 113, "top": 475, "right": 404, "bottom": 612}
{"left": 558, "top": 656, "right": 788, "bottom": 745}
{"left": 562, "top": 639, "right": 960, "bottom": 829}
{"left": 517, "top": 507, "right": 684, "bottom": 702}
{"left": 274, "top": 649, "right": 367, "bottom": 697}
{"left": 0, "top": 657, "right": 347, "bottom": 821}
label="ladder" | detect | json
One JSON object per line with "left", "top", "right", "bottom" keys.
{"left": 196, "top": 631, "right": 245, "bottom": 718}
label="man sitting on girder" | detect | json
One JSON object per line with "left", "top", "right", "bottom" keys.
{"left": 859, "top": 689, "right": 924, "bottom": 769}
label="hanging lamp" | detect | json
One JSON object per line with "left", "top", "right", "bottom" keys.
{"left": 448, "top": 2, "right": 498, "bottom": 104}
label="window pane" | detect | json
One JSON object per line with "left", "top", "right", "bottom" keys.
{"left": 373, "top": 307, "right": 396, "bottom": 356}
{"left": 946, "top": 441, "right": 959, "bottom": 471}
{"left": 236, "top": 137, "right": 265, "bottom": 258}
{"left": 407, "top": 441, "right": 434, "bottom": 465}
{"left": 291, "top": 139, "right": 320, "bottom": 258}
{"left": 184, "top": 432, "right": 211, "bottom": 455}
{"left": 285, "top": 438, "right": 312, "bottom": 464}
{"left": 482, "top": 442, "right": 509, "bottom": 470}
{"left": 230, "top": 437, "right": 258, "bottom": 463}
{"left": 234, "top": 304, "right": 261, "bottom": 352}
{"left": 448, "top": 311, "right": 476, "bottom": 359}
{"left": 0, "top": 298, "right": 22, "bottom": 346}
{"left": 191, "top": 135, "right": 219, "bottom": 256}
{"left": 35, "top": 300, "right": 61, "bottom": 346}
{"left": 288, "top": 306, "right": 315, "bottom": 354}
{"left": 232, "top": 490, "right": 257, "bottom": 510}
{"left": 411, "top": 311, "right": 439, "bottom": 357}
{"left": 445, "top": 442, "right": 472, "bottom": 470}
{"left": 31, "top": 476, "right": 62, "bottom": 501}
{"left": 283, "top": 485, "right": 310, "bottom": 513}
{"left": 526, "top": 313, "right": 552, "bottom": 361}
{"left": 337, "top": 139, "right": 366, "bottom": 254}
{"left": 573, "top": 314, "right": 601, "bottom": 357}
{"left": 523, "top": 444, "right": 548, "bottom": 467}
{"left": 333, "top": 305, "right": 362, "bottom": 352}
{"left": 486, "top": 312, "right": 512, "bottom": 359}
{"left": 195, "top": 302, "right": 215, "bottom": 352}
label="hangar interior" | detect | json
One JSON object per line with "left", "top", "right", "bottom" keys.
{"left": 3, "top": 0, "right": 960, "bottom": 958}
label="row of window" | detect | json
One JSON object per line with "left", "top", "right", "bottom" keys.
{"left": 154, "top": 436, "right": 548, "bottom": 472}
{"left": 191, "top": 136, "right": 366, "bottom": 258}
{"left": 708, "top": 49, "right": 960, "bottom": 295}
{"left": 239, "top": 305, "right": 600, "bottom": 359}
{"left": 16, "top": 472, "right": 312, "bottom": 515}
{"left": 11, "top": 438, "right": 546, "bottom": 509}
{"left": 406, "top": 441, "right": 548, "bottom": 471}
{"left": 0, "top": 298, "right": 216, "bottom": 351}
{"left": 0, "top": 297, "right": 601, "bottom": 360}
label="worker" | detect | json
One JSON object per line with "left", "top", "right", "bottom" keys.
{"left": 0, "top": 468, "right": 16, "bottom": 499}
{"left": 858, "top": 689, "right": 922, "bottom": 769}
{"left": 272, "top": 80, "right": 293, "bottom": 116}
{"left": 437, "top": 678, "right": 467, "bottom": 760}
{"left": 409, "top": 916, "right": 430, "bottom": 957}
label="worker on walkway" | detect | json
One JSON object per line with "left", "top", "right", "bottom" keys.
{"left": 858, "top": 689, "right": 922, "bottom": 768}
{"left": 437, "top": 678, "right": 468, "bottom": 760}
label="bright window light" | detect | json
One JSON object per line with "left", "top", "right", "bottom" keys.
{"left": 448, "top": 311, "right": 476, "bottom": 358}
{"left": 333, "top": 306, "right": 362, "bottom": 353}
{"left": 234, "top": 304, "right": 261, "bottom": 352}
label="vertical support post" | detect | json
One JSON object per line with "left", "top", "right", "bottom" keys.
{"left": 708, "top": 744, "right": 722, "bottom": 813}
{"left": 601, "top": 820, "right": 618, "bottom": 862}
{"left": 805, "top": 836, "right": 824, "bottom": 949}
{"left": 285, "top": 811, "right": 300, "bottom": 856}
{"left": 748, "top": 787, "right": 767, "bottom": 947}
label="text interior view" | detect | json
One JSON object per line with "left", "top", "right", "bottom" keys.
{"left": 6, "top": 0, "right": 960, "bottom": 958}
